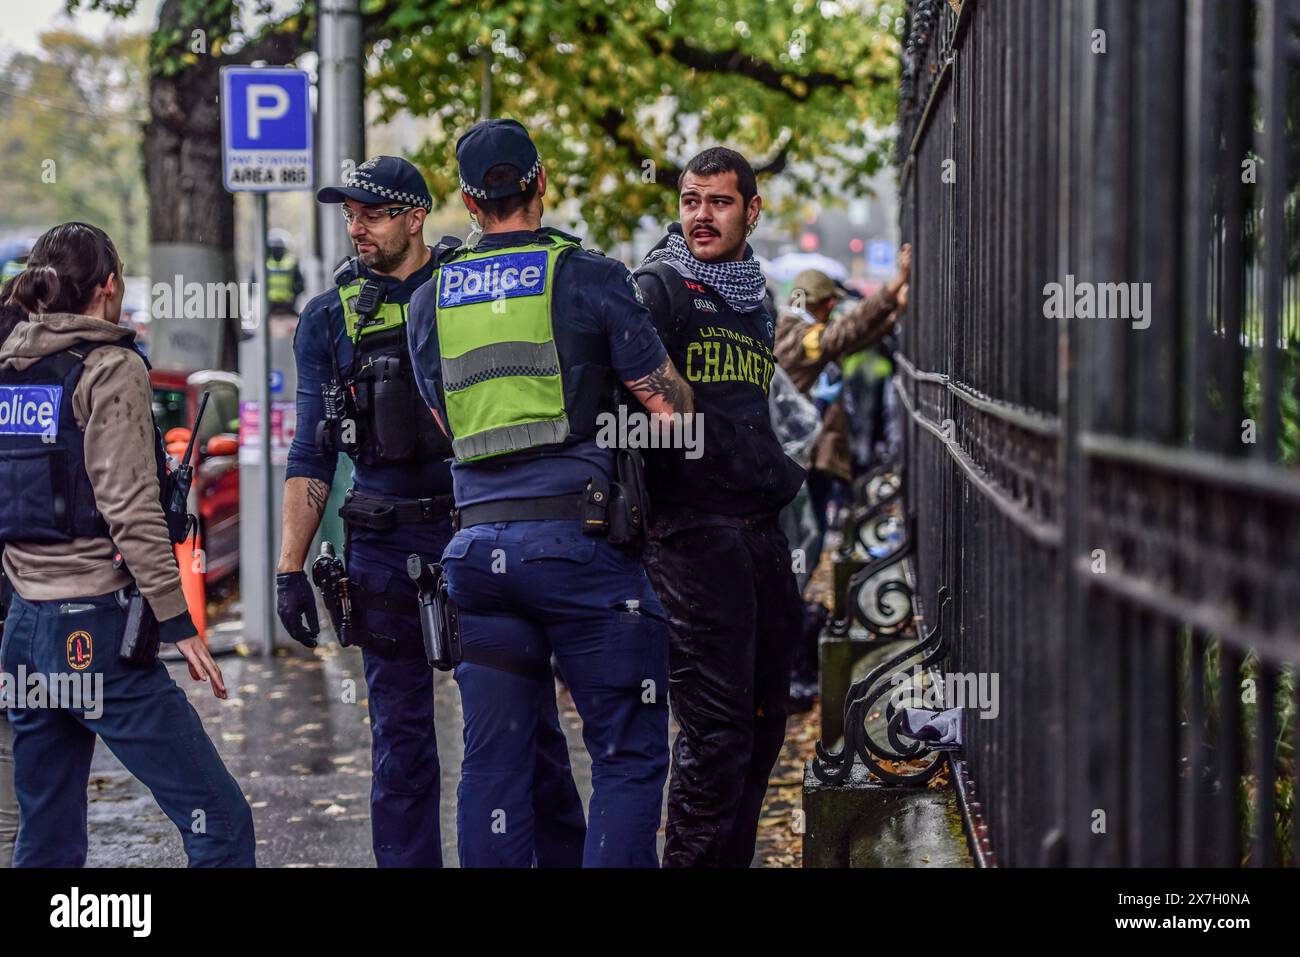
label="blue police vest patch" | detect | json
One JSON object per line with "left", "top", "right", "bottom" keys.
{"left": 438, "top": 250, "right": 548, "bottom": 308}
{"left": 0, "top": 385, "right": 61, "bottom": 436}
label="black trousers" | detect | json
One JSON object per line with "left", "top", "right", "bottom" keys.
{"left": 645, "top": 513, "right": 802, "bottom": 867}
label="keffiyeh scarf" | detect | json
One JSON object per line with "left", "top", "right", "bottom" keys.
{"left": 641, "top": 225, "right": 768, "bottom": 314}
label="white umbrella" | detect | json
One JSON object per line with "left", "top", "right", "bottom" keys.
{"left": 765, "top": 251, "right": 849, "bottom": 282}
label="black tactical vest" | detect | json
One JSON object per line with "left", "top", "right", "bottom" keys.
{"left": 634, "top": 260, "right": 805, "bottom": 517}
{"left": 0, "top": 341, "right": 167, "bottom": 544}
{"left": 330, "top": 261, "right": 451, "bottom": 469}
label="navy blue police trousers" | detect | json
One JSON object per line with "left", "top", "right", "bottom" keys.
{"left": 1, "top": 592, "right": 255, "bottom": 867}
{"left": 443, "top": 519, "right": 670, "bottom": 867}
{"left": 348, "top": 516, "right": 586, "bottom": 866}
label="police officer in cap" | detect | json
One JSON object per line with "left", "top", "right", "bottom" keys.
{"left": 277, "top": 155, "right": 586, "bottom": 867}
{"left": 408, "top": 120, "right": 693, "bottom": 867}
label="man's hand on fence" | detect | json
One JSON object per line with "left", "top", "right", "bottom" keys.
{"left": 887, "top": 243, "right": 912, "bottom": 301}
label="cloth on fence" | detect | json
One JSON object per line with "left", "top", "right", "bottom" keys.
{"left": 901, "top": 707, "right": 964, "bottom": 749}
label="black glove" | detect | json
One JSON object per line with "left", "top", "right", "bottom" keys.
{"left": 276, "top": 571, "right": 319, "bottom": 648}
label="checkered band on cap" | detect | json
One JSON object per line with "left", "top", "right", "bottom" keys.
{"left": 460, "top": 157, "right": 542, "bottom": 199}
{"left": 345, "top": 170, "right": 432, "bottom": 209}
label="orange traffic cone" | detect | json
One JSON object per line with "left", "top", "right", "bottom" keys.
{"left": 176, "top": 532, "right": 207, "bottom": 643}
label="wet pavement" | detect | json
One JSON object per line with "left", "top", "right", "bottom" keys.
{"left": 83, "top": 637, "right": 827, "bottom": 866}
{"left": 84, "top": 642, "right": 639, "bottom": 867}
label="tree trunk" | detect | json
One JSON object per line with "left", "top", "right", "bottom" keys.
{"left": 145, "top": 0, "right": 239, "bottom": 372}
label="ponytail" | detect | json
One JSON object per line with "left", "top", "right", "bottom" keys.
{"left": 8, "top": 222, "right": 120, "bottom": 316}
{"left": 6, "top": 265, "right": 62, "bottom": 315}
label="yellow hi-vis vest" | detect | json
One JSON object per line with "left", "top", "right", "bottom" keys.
{"left": 266, "top": 253, "right": 297, "bottom": 304}
{"left": 434, "top": 237, "right": 578, "bottom": 462}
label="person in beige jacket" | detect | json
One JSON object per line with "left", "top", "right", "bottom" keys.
{"left": 0, "top": 222, "right": 253, "bottom": 867}
{"left": 774, "top": 249, "right": 910, "bottom": 506}
{"left": 0, "top": 299, "right": 23, "bottom": 867}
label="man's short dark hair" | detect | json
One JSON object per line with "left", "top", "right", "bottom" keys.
{"left": 679, "top": 147, "right": 758, "bottom": 207}
{"left": 474, "top": 163, "right": 540, "bottom": 221}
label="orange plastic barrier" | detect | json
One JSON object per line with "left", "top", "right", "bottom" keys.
{"left": 176, "top": 532, "right": 207, "bottom": 643}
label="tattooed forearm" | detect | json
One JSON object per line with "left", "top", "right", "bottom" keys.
{"left": 305, "top": 478, "right": 330, "bottom": 515}
{"left": 626, "top": 357, "right": 694, "bottom": 417}
{"left": 278, "top": 476, "right": 332, "bottom": 573}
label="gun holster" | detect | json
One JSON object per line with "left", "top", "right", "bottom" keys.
{"left": 408, "top": 556, "right": 461, "bottom": 671}
{"left": 116, "top": 586, "right": 161, "bottom": 667}
{"left": 607, "top": 448, "right": 651, "bottom": 551}
{"left": 311, "top": 543, "right": 357, "bottom": 648}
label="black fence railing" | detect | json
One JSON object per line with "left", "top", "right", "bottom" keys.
{"left": 895, "top": 0, "right": 1299, "bottom": 867}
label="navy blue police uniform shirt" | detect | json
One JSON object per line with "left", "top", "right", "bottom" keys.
{"left": 287, "top": 253, "right": 453, "bottom": 499}
{"left": 407, "top": 227, "right": 666, "bottom": 507}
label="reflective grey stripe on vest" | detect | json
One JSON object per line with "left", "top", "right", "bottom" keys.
{"left": 442, "top": 340, "right": 561, "bottom": 393}
{"left": 451, "top": 417, "right": 569, "bottom": 460}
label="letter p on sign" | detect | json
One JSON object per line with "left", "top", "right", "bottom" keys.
{"left": 246, "top": 84, "right": 290, "bottom": 140}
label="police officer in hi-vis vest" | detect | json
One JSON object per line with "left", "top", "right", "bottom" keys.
{"left": 265, "top": 229, "right": 304, "bottom": 314}
{"left": 277, "top": 156, "right": 587, "bottom": 867}
{"left": 0, "top": 222, "right": 254, "bottom": 867}
{"left": 407, "top": 120, "right": 694, "bottom": 867}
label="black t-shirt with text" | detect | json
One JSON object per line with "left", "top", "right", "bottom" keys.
{"left": 634, "top": 260, "right": 805, "bottom": 523}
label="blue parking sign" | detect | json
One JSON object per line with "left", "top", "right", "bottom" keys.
{"left": 221, "top": 67, "right": 313, "bottom": 192}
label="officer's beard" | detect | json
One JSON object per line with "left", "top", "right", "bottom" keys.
{"left": 356, "top": 234, "right": 410, "bottom": 275}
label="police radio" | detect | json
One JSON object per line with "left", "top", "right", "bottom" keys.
{"left": 163, "top": 390, "right": 209, "bottom": 545}
{"left": 317, "top": 273, "right": 387, "bottom": 457}
{"left": 117, "top": 391, "right": 211, "bottom": 667}
{"left": 351, "top": 280, "right": 386, "bottom": 329}
{"left": 316, "top": 346, "right": 358, "bottom": 457}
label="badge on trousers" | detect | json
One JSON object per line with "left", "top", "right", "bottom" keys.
{"left": 66, "top": 630, "right": 93, "bottom": 671}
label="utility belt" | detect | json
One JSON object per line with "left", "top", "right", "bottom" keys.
{"left": 340, "top": 490, "right": 454, "bottom": 533}
{"left": 450, "top": 449, "right": 651, "bottom": 551}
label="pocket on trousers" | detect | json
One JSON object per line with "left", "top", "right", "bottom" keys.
{"left": 602, "top": 609, "right": 669, "bottom": 693}
{"left": 45, "top": 598, "right": 126, "bottom": 698}
{"left": 441, "top": 533, "right": 473, "bottom": 563}
{"left": 351, "top": 565, "right": 419, "bottom": 649}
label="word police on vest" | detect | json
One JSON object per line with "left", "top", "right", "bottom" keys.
{"left": 438, "top": 251, "right": 548, "bottom": 308}
{"left": 0, "top": 385, "right": 60, "bottom": 438}
{"left": 50, "top": 887, "right": 151, "bottom": 937}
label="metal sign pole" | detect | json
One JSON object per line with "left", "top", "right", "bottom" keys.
{"left": 221, "top": 65, "right": 313, "bottom": 658}
{"left": 257, "top": 192, "right": 276, "bottom": 655}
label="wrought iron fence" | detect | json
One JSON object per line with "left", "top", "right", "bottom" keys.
{"left": 894, "top": 0, "right": 1300, "bottom": 866}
